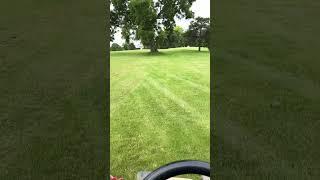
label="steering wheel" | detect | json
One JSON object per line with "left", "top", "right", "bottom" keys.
{"left": 143, "top": 160, "right": 210, "bottom": 180}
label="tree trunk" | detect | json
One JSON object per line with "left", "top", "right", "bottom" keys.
{"left": 150, "top": 45, "right": 158, "bottom": 53}
{"left": 198, "top": 29, "right": 202, "bottom": 52}
{"left": 150, "top": 40, "right": 158, "bottom": 53}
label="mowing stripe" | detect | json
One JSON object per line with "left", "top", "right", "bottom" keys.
{"left": 148, "top": 65, "right": 209, "bottom": 90}
{"left": 215, "top": 107, "right": 304, "bottom": 176}
{"left": 145, "top": 77, "right": 195, "bottom": 113}
{"left": 145, "top": 76, "right": 209, "bottom": 129}
{"left": 222, "top": 51, "right": 320, "bottom": 101}
{"left": 110, "top": 81, "right": 143, "bottom": 115}
{"left": 165, "top": 73, "right": 210, "bottom": 93}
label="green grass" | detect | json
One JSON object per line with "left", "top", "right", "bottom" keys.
{"left": 110, "top": 47, "right": 210, "bottom": 179}
{"left": 1, "top": 0, "right": 106, "bottom": 178}
{"left": 214, "top": 0, "right": 320, "bottom": 179}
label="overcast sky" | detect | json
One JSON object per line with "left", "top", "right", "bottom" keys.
{"left": 111, "top": 0, "right": 210, "bottom": 46}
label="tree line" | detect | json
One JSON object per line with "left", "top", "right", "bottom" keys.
{"left": 111, "top": 17, "right": 210, "bottom": 52}
{"left": 111, "top": 0, "right": 211, "bottom": 52}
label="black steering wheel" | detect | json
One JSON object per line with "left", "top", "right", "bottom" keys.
{"left": 143, "top": 160, "right": 210, "bottom": 180}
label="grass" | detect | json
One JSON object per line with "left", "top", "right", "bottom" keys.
{"left": 214, "top": 0, "right": 320, "bottom": 179}
{"left": 110, "top": 47, "right": 210, "bottom": 179}
{"left": 1, "top": 0, "right": 106, "bottom": 179}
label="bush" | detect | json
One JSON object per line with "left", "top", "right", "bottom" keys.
{"left": 111, "top": 43, "right": 123, "bottom": 51}
{"left": 123, "top": 43, "right": 129, "bottom": 50}
{"left": 123, "top": 42, "right": 136, "bottom": 50}
{"left": 128, "top": 43, "right": 136, "bottom": 50}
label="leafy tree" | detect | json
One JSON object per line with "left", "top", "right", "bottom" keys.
{"left": 155, "top": 26, "right": 184, "bottom": 49}
{"left": 110, "top": 43, "right": 123, "bottom": 51}
{"left": 111, "top": 0, "right": 196, "bottom": 52}
{"left": 123, "top": 43, "right": 129, "bottom": 50}
{"left": 185, "top": 17, "right": 210, "bottom": 51}
{"left": 128, "top": 42, "right": 136, "bottom": 50}
{"left": 157, "top": 30, "right": 169, "bottom": 49}
{"left": 170, "top": 26, "right": 185, "bottom": 48}
{"left": 110, "top": 11, "right": 118, "bottom": 41}
{"left": 129, "top": 0, "right": 158, "bottom": 52}
{"left": 110, "top": 1, "right": 127, "bottom": 41}
{"left": 123, "top": 42, "right": 137, "bottom": 50}
{"left": 183, "top": 29, "right": 195, "bottom": 46}
{"left": 206, "top": 24, "right": 212, "bottom": 52}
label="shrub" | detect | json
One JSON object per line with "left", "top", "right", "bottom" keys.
{"left": 111, "top": 43, "right": 123, "bottom": 51}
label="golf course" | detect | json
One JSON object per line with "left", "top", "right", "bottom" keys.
{"left": 110, "top": 47, "right": 210, "bottom": 179}
{"left": 1, "top": 1, "right": 106, "bottom": 178}
{"left": 3, "top": 0, "right": 320, "bottom": 178}
{"left": 214, "top": 0, "right": 320, "bottom": 178}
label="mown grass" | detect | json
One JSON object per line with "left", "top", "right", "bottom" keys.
{"left": 1, "top": 0, "right": 106, "bottom": 179}
{"left": 110, "top": 47, "right": 210, "bottom": 179}
{"left": 214, "top": 0, "right": 320, "bottom": 179}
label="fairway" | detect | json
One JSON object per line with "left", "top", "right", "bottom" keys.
{"left": 215, "top": 0, "right": 320, "bottom": 178}
{"left": 1, "top": 1, "right": 106, "bottom": 178}
{"left": 110, "top": 48, "right": 210, "bottom": 179}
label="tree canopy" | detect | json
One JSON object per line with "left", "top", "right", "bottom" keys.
{"left": 184, "top": 17, "right": 210, "bottom": 51}
{"left": 111, "top": 0, "right": 196, "bottom": 52}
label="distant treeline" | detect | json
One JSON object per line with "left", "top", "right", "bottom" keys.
{"left": 111, "top": 42, "right": 137, "bottom": 51}
{"left": 111, "top": 17, "right": 210, "bottom": 52}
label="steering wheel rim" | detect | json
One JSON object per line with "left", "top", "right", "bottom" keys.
{"left": 143, "top": 160, "right": 210, "bottom": 180}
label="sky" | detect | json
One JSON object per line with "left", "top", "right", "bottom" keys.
{"left": 111, "top": 0, "right": 210, "bottom": 46}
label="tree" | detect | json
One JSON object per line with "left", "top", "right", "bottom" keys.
{"left": 110, "top": 1, "right": 126, "bottom": 41}
{"left": 123, "top": 43, "right": 129, "bottom": 50}
{"left": 128, "top": 42, "right": 136, "bottom": 50}
{"left": 111, "top": 0, "right": 196, "bottom": 52}
{"left": 111, "top": 43, "right": 123, "bottom": 51}
{"left": 157, "top": 30, "right": 169, "bottom": 49}
{"left": 184, "top": 29, "right": 196, "bottom": 47}
{"left": 170, "top": 26, "right": 185, "bottom": 48}
{"left": 185, "top": 17, "right": 210, "bottom": 51}
{"left": 206, "top": 24, "right": 212, "bottom": 52}
{"left": 129, "top": 0, "right": 158, "bottom": 52}
{"left": 123, "top": 42, "right": 136, "bottom": 50}
{"left": 156, "top": 26, "right": 184, "bottom": 49}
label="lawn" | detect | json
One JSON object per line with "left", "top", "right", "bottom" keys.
{"left": 1, "top": 1, "right": 106, "bottom": 178}
{"left": 214, "top": 0, "right": 320, "bottom": 178}
{"left": 110, "top": 47, "right": 210, "bottom": 179}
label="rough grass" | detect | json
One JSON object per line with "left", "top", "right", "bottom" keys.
{"left": 110, "top": 47, "right": 210, "bottom": 179}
